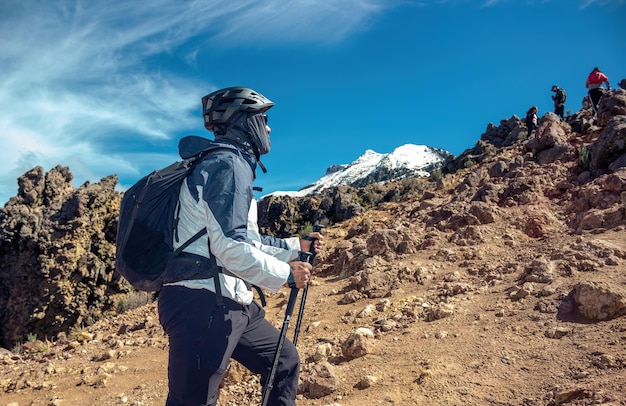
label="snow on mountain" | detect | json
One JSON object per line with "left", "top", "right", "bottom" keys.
{"left": 268, "top": 144, "right": 452, "bottom": 198}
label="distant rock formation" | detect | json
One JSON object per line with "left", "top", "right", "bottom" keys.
{"left": 0, "top": 165, "right": 125, "bottom": 348}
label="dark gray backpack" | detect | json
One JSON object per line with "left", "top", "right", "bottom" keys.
{"left": 115, "top": 154, "right": 209, "bottom": 291}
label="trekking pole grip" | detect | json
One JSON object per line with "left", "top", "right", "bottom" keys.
{"left": 303, "top": 224, "right": 324, "bottom": 265}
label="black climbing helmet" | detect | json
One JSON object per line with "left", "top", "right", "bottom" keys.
{"left": 202, "top": 87, "right": 274, "bottom": 132}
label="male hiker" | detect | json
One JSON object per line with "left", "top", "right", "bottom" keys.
{"left": 551, "top": 85, "right": 566, "bottom": 120}
{"left": 586, "top": 67, "right": 611, "bottom": 114}
{"left": 157, "top": 86, "right": 323, "bottom": 406}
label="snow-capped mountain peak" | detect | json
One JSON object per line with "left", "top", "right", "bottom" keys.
{"left": 268, "top": 144, "right": 452, "bottom": 198}
{"left": 379, "top": 144, "right": 448, "bottom": 171}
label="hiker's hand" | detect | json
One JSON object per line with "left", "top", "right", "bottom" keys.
{"left": 286, "top": 261, "right": 312, "bottom": 289}
{"left": 300, "top": 232, "right": 324, "bottom": 254}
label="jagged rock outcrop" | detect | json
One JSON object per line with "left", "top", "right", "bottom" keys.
{"left": 443, "top": 89, "right": 626, "bottom": 175}
{"left": 597, "top": 88, "right": 626, "bottom": 126}
{"left": 589, "top": 115, "right": 626, "bottom": 172}
{"left": 257, "top": 181, "right": 428, "bottom": 237}
{"left": 0, "top": 165, "right": 125, "bottom": 348}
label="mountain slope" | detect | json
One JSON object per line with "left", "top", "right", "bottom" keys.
{"left": 1, "top": 90, "right": 626, "bottom": 405}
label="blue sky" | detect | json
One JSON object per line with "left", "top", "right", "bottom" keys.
{"left": 1, "top": 0, "right": 624, "bottom": 205}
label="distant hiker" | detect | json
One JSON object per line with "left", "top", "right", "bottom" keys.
{"left": 157, "top": 86, "right": 323, "bottom": 406}
{"left": 551, "top": 85, "right": 566, "bottom": 119}
{"left": 526, "top": 106, "right": 538, "bottom": 137}
{"left": 619, "top": 78, "right": 626, "bottom": 90}
{"left": 586, "top": 67, "right": 611, "bottom": 113}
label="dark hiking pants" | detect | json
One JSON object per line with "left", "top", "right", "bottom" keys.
{"left": 158, "top": 285, "right": 299, "bottom": 406}
{"left": 588, "top": 88, "right": 604, "bottom": 113}
{"left": 554, "top": 105, "right": 564, "bottom": 119}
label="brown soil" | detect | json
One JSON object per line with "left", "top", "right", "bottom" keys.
{"left": 2, "top": 197, "right": 625, "bottom": 406}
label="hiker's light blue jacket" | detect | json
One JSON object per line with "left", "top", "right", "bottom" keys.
{"left": 164, "top": 135, "right": 300, "bottom": 305}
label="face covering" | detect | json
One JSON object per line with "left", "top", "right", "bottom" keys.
{"left": 215, "top": 112, "right": 270, "bottom": 157}
{"left": 246, "top": 112, "right": 271, "bottom": 156}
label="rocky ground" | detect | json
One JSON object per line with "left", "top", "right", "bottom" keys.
{"left": 1, "top": 91, "right": 626, "bottom": 405}
{"left": 2, "top": 190, "right": 625, "bottom": 405}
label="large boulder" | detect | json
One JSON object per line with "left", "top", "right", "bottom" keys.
{"left": 0, "top": 166, "right": 123, "bottom": 348}
{"left": 589, "top": 116, "right": 626, "bottom": 172}
{"left": 572, "top": 282, "right": 626, "bottom": 321}
{"left": 597, "top": 88, "right": 626, "bottom": 126}
{"left": 528, "top": 113, "right": 576, "bottom": 165}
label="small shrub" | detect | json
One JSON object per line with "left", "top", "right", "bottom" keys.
{"left": 359, "top": 188, "right": 384, "bottom": 207}
{"left": 430, "top": 169, "right": 443, "bottom": 183}
{"left": 578, "top": 145, "right": 591, "bottom": 170}
{"left": 116, "top": 291, "right": 154, "bottom": 314}
{"left": 11, "top": 342, "right": 23, "bottom": 355}
{"left": 69, "top": 325, "right": 88, "bottom": 341}
{"left": 484, "top": 144, "right": 497, "bottom": 156}
{"left": 298, "top": 222, "right": 313, "bottom": 237}
{"left": 30, "top": 341, "right": 50, "bottom": 354}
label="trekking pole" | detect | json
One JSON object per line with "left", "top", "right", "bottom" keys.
{"left": 293, "top": 224, "right": 324, "bottom": 346}
{"left": 261, "top": 250, "right": 312, "bottom": 406}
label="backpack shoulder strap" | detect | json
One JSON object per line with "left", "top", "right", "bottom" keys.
{"left": 174, "top": 228, "right": 207, "bottom": 254}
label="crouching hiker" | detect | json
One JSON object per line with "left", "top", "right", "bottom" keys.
{"left": 526, "top": 106, "right": 538, "bottom": 137}
{"left": 157, "top": 86, "right": 323, "bottom": 406}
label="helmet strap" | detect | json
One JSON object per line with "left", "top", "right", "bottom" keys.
{"left": 249, "top": 143, "right": 267, "bottom": 173}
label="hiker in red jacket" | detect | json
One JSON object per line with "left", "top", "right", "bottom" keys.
{"left": 585, "top": 67, "right": 611, "bottom": 114}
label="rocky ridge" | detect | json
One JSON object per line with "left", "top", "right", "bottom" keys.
{"left": 0, "top": 89, "right": 626, "bottom": 405}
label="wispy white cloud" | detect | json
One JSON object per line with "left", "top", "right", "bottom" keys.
{"left": 462, "top": 0, "right": 625, "bottom": 7}
{"left": 0, "top": 0, "right": 393, "bottom": 204}
{"left": 209, "top": 1, "right": 388, "bottom": 44}
{"left": 579, "top": 0, "right": 624, "bottom": 8}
